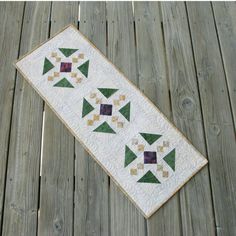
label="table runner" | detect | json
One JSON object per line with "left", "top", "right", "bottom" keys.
{"left": 15, "top": 25, "right": 207, "bottom": 218}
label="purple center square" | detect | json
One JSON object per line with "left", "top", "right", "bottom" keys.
{"left": 60, "top": 62, "right": 72, "bottom": 72}
{"left": 100, "top": 104, "right": 113, "bottom": 116}
{"left": 144, "top": 151, "right": 157, "bottom": 164}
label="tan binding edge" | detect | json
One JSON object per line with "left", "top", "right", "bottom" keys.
{"left": 13, "top": 24, "right": 208, "bottom": 219}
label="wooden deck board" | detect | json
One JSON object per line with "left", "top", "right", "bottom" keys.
{"left": 0, "top": 2, "right": 236, "bottom": 235}
{"left": 75, "top": 2, "right": 109, "bottom": 235}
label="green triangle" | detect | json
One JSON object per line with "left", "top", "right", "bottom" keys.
{"left": 119, "top": 102, "right": 131, "bottom": 121}
{"left": 82, "top": 98, "right": 95, "bottom": 118}
{"left": 124, "top": 145, "right": 137, "bottom": 167}
{"left": 93, "top": 122, "right": 116, "bottom": 134}
{"left": 78, "top": 60, "right": 89, "bottom": 78}
{"left": 163, "top": 149, "right": 175, "bottom": 171}
{"left": 138, "top": 170, "right": 160, "bottom": 184}
{"left": 140, "top": 133, "right": 162, "bottom": 145}
{"left": 59, "top": 48, "right": 78, "bottom": 57}
{"left": 53, "top": 78, "right": 74, "bottom": 88}
{"left": 98, "top": 88, "right": 118, "bottom": 98}
{"left": 42, "top": 57, "right": 54, "bottom": 75}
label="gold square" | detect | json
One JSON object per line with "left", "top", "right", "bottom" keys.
{"left": 71, "top": 72, "right": 77, "bottom": 78}
{"left": 157, "top": 164, "right": 163, "bottom": 171}
{"left": 119, "top": 95, "right": 126, "bottom": 101}
{"left": 163, "top": 141, "right": 169, "bottom": 147}
{"left": 76, "top": 78, "right": 82, "bottom": 83}
{"left": 47, "top": 76, "right": 53, "bottom": 81}
{"left": 130, "top": 168, "right": 137, "bottom": 175}
{"left": 138, "top": 144, "right": 145, "bottom": 151}
{"left": 78, "top": 53, "right": 84, "bottom": 59}
{"left": 93, "top": 114, "right": 100, "bottom": 121}
{"left": 51, "top": 52, "right": 57, "bottom": 57}
{"left": 96, "top": 98, "right": 102, "bottom": 104}
{"left": 90, "top": 93, "right": 96, "bottom": 99}
{"left": 157, "top": 146, "right": 164, "bottom": 152}
{"left": 54, "top": 72, "right": 60, "bottom": 77}
{"left": 137, "top": 163, "right": 144, "bottom": 169}
{"left": 72, "top": 57, "right": 78, "bottom": 63}
{"left": 132, "top": 139, "right": 138, "bottom": 145}
{"left": 163, "top": 171, "right": 169, "bottom": 178}
{"left": 56, "top": 57, "right": 61, "bottom": 62}
{"left": 87, "top": 120, "right": 94, "bottom": 126}
{"left": 117, "top": 122, "right": 124, "bottom": 128}
{"left": 112, "top": 116, "right": 118, "bottom": 122}
{"left": 113, "top": 100, "right": 120, "bottom": 106}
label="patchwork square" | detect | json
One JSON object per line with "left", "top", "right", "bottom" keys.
{"left": 15, "top": 25, "right": 207, "bottom": 218}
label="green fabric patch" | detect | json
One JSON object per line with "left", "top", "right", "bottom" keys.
{"left": 93, "top": 121, "right": 116, "bottom": 134}
{"left": 59, "top": 48, "right": 78, "bottom": 57}
{"left": 119, "top": 102, "right": 131, "bottom": 121}
{"left": 78, "top": 60, "right": 89, "bottom": 78}
{"left": 53, "top": 78, "right": 74, "bottom": 88}
{"left": 163, "top": 149, "right": 175, "bottom": 171}
{"left": 138, "top": 170, "right": 160, "bottom": 184}
{"left": 82, "top": 98, "right": 94, "bottom": 118}
{"left": 140, "top": 133, "right": 162, "bottom": 145}
{"left": 124, "top": 145, "right": 137, "bottom": 167}
{"left": 43, "top": 57, "right": 54, "bottom": 75}
{"left": 98, "top": 88, "right": 118, "bottom": 98}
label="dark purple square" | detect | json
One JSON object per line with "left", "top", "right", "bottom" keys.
{"left": 100, "top": 104, "right": 113, "bottom": 116}
{"left": 144, "top": 151, "right": 157, "bottom": 164}
{"left": 60, "top": 62, "right": 72, "bottom": 72}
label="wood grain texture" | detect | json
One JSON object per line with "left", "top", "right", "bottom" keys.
{"left": 38, "top": 2, "right": 78, "bottom": 236}
{"left": 74, "top": 2, "right": 109, "bottom": 235}
{"left": 0, "top": 2, "right": 25, "bottom": 233}
{"left": 1, "top": 4, "right": 50, "bottom": 235}
{"left": 107, "top": 2, "right": 147, "bottom": 235}
{"left": 162, "top": 2, "right": 215, "bottom": 236}
{"left": 212, "top": 2, "right": 236, "bottom": 125}
{"left": 134, "top": 2, "right": 182, "bottom": 236}
{"left": 186, "top": 2, "right": 236, "bottom": 235}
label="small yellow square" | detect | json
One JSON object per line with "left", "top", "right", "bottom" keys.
{"left": 96, "top": 98, "right": 102, "bottom": 104}
{"left": 54, "top": 72, "right": 60, "bottom": 77}
{"left": 157, "top": 146, "right": 164, "bottom": 152}
{"left": 87, "top": 120, "right": 94, "bottom": 126}
{"left": 132, "top": 139, "right": 138, "bottom": 145}
{"left": 51, "top": 52, "right": 57, "bottom": 57}
{"left": 117, "top": 122, "right": 124, "bottom": 128}
{"left": 71, "top": 72, "right": 77, "bottom": 78}
{"left": 137, "top": 163, "right": 144, "bottom": 169}
{"left": 56, "top": 57, "right": 61, "bottom": 62}
{"left": 119, "top": 95, "right": 126, "bottom": 101}
{"left": 113, "top": 100, "right": 120, "bottom": 106}
{"left": 90, "top": 93, "right": 96, "bottom": 98}
{"left": 163, "top": 141, "right": 169, "bottom": 147}
{"left": 79, "top": 53, "right": 84, "bottom": 59}
{"left": 163, "top": 171, "right": 169, "bottom": 178}
{"left": 157, "top": 164, "right": 163, "bottom": 171}
{"left": 76, "top": 78, "right": 82, "bottom": 83}
{"left": 93, "top": 114, "right": 100, "bottom": 121}
{"left": 72, "top": 57, "right": 78, "bottom": 63}
{"left": 138, "top": 144, "right": 145, "bottom": 151}
{"left": 130, "top": 168, "right": 137, "bottom": 175}
{"left": 47, "top": 76, "right": 53, "bottom": 81}
{"left": 112, "top": 116, "right": 118, "bottom": 122}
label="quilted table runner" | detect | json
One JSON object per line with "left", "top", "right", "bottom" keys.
{"left": 15, "top": 25, "right": 207, "bottom": 218}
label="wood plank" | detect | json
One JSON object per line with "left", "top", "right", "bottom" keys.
{"left": 38, "top": 2, "right": 78, "bottom": 236}
{"left": 74, "top": 2, "right": 109, "bottom": 235}
{"left": 0, "top": 2, "right": 25, "bottom": 233}
{"left": 212, "top": 2, "right": 236, "bottom": 125}
{"left": 134, "top": 2, "right": 182, "bottom": 236}
{"left": 186, "top": 2, "right": 236, "bottom": 235}
{"left": 1, "top": 3, "right": 51, "bottom": 235}
{"left": 107, "top": 2, "right": 147, "bottom": 235}
{"left": 161, "top": 2, "right": 215, "bottom": 235}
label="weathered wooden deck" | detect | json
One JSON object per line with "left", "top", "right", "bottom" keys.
{"left": 0, "top": 2, "right": 235, "bottom": 235}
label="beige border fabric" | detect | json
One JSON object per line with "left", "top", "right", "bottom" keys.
{"left": 15, "top": 25, "right": 207, "bottom": 218}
